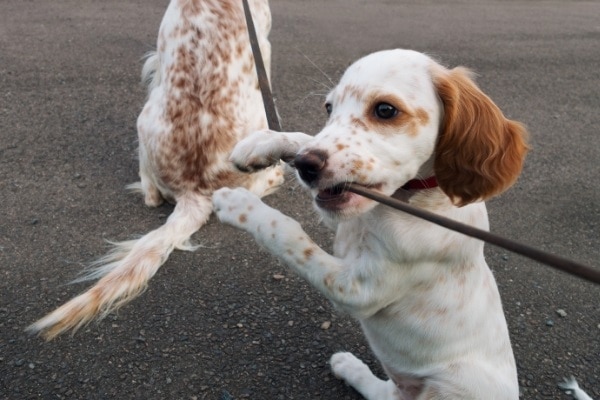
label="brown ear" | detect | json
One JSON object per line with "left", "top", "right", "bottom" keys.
{"left": 432, "top": 66, "right": 529, "bottom": 207}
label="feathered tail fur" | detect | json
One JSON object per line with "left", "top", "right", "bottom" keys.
{"left": 141, "top": 51, "right": 161, "bottom": 95}
{"left": 27, "top": 193, "right": 212, "bottom": 340}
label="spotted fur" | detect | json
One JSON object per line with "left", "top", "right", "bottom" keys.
{"left": 214, "top": 49, "right": 528, "bottom": 399}
{"left": 28, "top": 0, "right": 283, "bottom": 340}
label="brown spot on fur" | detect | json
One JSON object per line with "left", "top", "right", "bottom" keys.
{"left": 351, "top": 117, "right": 367, "bottom": 130}
{"left": 339, "top": 84, "right": 365, "bottom": 103}
{"left": 235, "top": 41, "right": 244, "bottom": 56}
{"left": 321, "top": 170, "right": 334, "bottom": 180}
{"left": 238, "top": 214, "right": 247, "bottom": 223}
{"left": 323, "top": 273, "right": 335, "bottom": 289}
{"left": 303, "top": 247, "right": 314, "bottom": 259}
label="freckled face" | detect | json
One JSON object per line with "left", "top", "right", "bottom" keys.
{"left": 297, "top": 50, "right": 442, "bottom": 218}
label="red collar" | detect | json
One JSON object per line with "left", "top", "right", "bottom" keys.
{"left": 401, "top": 176, "right": 438, "bottom": 190}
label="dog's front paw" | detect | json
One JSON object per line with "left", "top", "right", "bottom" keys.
{"left": 213, "top": 187, "right": 263, "bottom": 230}
{"left": 231, "top": 129, "right": 289, "bottom": 172}
{"left": 330, "top": 352, "right": 372, "bottom": 382}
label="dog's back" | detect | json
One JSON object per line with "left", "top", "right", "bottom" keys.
{"left": 139, "top": 0, "right": 274, "bottom": 199}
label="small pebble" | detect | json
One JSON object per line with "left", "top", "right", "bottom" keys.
{"left": 273, "top": 274, "right": 285, "bottom": 280}
{"left": 320, "top": 321, "right": 331, "bottom": 330}
{"left": 545, "top": 319, "right": 554, "bottom": 327}
{"left": 556, "top": 309, "right": 567, "bottom": 318}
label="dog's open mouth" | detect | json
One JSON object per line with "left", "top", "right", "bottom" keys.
{"left": 315, "top": 183, "right": 381, "bottom": 211}
{"left": 316, "top": 184, "right": 346, "bottom": 200}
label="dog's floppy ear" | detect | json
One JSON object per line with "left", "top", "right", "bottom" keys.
{"left": 431, "top": 66, "right": 529, "bottom": 207}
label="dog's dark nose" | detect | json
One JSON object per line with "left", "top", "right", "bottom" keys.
{"left": 294, "top": 150, "right": 328, "bottom": 185}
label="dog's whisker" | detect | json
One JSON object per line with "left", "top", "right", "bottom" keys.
{"left": 295, "top": 47, "right": 335, "bottom": 89}
{"left": 306, "top": 76, "right": 333, "bottom": 92}
{"left": 299, "top": 91, "right": 329, "bottom": 104}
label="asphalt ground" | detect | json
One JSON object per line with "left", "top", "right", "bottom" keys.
{"left": 0, "top": 1, "right": 598, "bottom": 399}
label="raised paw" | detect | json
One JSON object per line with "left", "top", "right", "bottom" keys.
{"left": 212, "top": 187, "right": 263, "bottom": 230}
{"left": 230, "top": 129, "right": 281, "bottom": 172}
{"left": 246, "top": 163, "right": 285, "bottom": 198}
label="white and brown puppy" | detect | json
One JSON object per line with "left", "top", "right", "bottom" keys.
{"left": 213, "top": 49, "right": 528, "bottom": 399}
{"left": 28, "top": 0, "right": 283, "bottom": 340}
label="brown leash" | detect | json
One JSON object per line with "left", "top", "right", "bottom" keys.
{"left": 241, "top": 0, "right": 600, "bottom": 285}
{"left": 241, "top": 0, "right": 281, "bottom": 132}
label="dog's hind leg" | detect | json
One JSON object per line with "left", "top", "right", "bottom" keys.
{"left": 137, "top": 141, "right": 165, "bottom": 207}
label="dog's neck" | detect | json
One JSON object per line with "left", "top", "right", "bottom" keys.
{"left": 392, "top": 156, "right": 438, "bottom": 200}
{"left": 391, "top": 176, "right": 438, "bottom": 203}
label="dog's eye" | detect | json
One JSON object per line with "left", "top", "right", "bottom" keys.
{"left": 325, "top": 103, "right": 333, "bottom": 115}
{"left": 374, "top": 103, "right": 398, "bottom": 120}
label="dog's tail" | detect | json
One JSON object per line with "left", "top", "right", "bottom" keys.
{"left": 27, "top": 193, "right": 212, "bottom": 340}
{"left": 141, "top": 51, "right": 161, "bottom": 94}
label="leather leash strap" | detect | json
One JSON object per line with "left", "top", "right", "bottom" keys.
{"left": 242, "top": 0, "right": 281, "bottom": 132}
{"left": 241, "top": 0, "right": 600, "bottom": 285}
